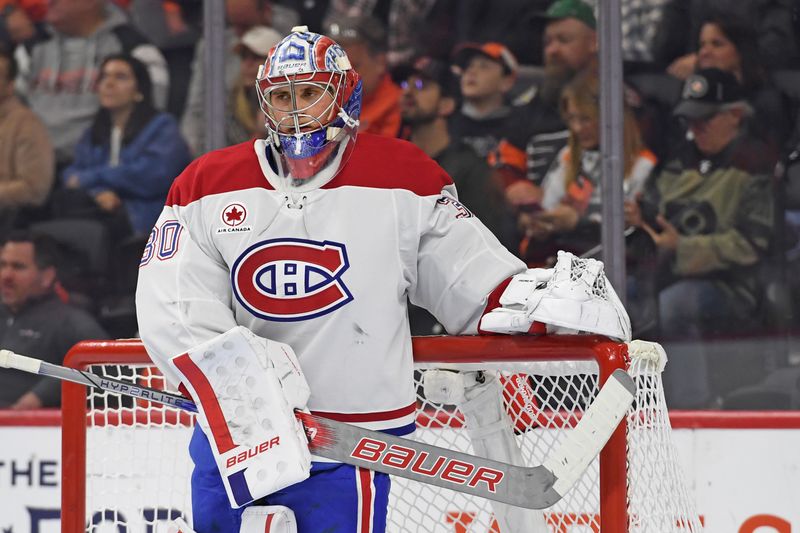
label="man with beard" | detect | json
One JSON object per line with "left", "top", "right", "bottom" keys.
{"left": 394, "top": 55, "right": 513, "bottom": 334}
{"left": 395, "top": 56, "right": 509, "bottom": 242}
{"left": 494, "top": 0, "right": 598, "bottom": 213}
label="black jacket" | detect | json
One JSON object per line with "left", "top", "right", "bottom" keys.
{"left": 0, "top": 294, "right": 108, "bottom": 407}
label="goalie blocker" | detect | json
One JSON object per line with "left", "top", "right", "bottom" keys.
{"left": 168, "top": 327, "right": 312, "bottom": 508}
{"left": 480, "top": 251, "right": 632, "bottom": 342}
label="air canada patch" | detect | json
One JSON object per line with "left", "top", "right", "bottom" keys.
{"left": 231, "top": 238, "right": 353, "bottom": 321}
{"left": 217, "top": 203, "right": 252, "bottom": 233}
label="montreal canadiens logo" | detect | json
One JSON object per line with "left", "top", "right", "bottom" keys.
{"left": 231, "top": 238, "right": 353, "bottom": 321}
{"left": 222, "top": 203, "right": 247, "bottom": 226}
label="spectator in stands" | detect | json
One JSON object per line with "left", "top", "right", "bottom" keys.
{"left": 654, "top": 1, "right": 799, "bottom": 74}
{"left": 226, "top": 25, "right": 281, "bottom": 146}
{"left": 59, "top": 54, "right": 191, "bottom": 239}
{"left": 180, "top": 0, "right": 298, "bottom": 155}
{"left": 325, "top": 13, "right": 402, "bottom": 137}
{"left": 0, "top": 44, "right": 54, "bottom": 239}
{"left": 18, "top": 0, "right": 169, "bottom": 168}
{"left": 494, "top": 0, "right": 597, "bottom": 212}
{"left": 664, "top": 15, "right": 790, "bottom": 155}
{"left": 0, "top": 230, "right": 107, "bottom": 409}
{"left": 625, "top": 68, "right": 774, "bottom": 408}
{"left": 520, "top": 71, "right": 656, "bottom": 264}
{"left": 0, "top": 0, "right": 47, "bottom": 46}
{"left": 395, "top": 55, "right": 511, "bottom": 247}
{"left": 449, "top": 41, "right": 519, "bottom": 161}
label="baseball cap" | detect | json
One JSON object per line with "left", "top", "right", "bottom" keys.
{"left": 673, "top": 68, "right": 746, "bottom": 120}
{"left": 391, "top": 56, "right": 457, "bottom": 96}
{"left": 234, "top": 26, "right": 282, "bottom": 57}
{"left": 451, "top": 42, "right": 519, "bottom": 76}
{"left": 543, "top": 0, "right": 596, "bottom": 30}
{"left": 324, "top": 13, "right": 387, "bottom": 52}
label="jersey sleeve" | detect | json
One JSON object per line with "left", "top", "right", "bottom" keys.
{"left": 405, "top": 183, "right": 526, "bottom": 335}
{"left": 135, "top": 164, "right": 238, "bottom": 387}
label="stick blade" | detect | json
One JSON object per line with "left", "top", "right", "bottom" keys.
{"left": 542, "top": 368, "right": 635, "bottom": 501}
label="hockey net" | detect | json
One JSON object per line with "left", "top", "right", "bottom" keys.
{"left": 61, "top": 335, "right": 702, "bottom": 533}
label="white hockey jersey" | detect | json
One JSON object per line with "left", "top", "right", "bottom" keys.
{"left": 136, "top": 133, "right": 525, "bottom": 434}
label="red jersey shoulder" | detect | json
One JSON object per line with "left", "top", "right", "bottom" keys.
{"left": 166, "top": 141, "right": 272, "bottom": 207}
{"left": 328, "top": 133, "right": 453, "bottom": 195}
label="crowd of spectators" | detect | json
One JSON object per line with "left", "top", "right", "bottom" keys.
{"left": 1, "top": 0, "right": 800, "bottom": 409}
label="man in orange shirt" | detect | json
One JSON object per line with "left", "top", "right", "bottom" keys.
{"left": 325, "top": 13, "right": 401, "bottom": 137}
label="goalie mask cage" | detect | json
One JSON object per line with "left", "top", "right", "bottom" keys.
{"left": 61, "top": 336, "right": 702, "bottom": 533}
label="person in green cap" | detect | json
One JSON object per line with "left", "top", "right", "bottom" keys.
{"left": 493, "top": 0, "right": 598, "bottom": 242}
{"left": 540, "top": 0, "right": 597, "bottom": 104}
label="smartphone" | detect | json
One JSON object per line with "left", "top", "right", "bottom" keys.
{"left": 637, "top": 198, "right": 660, "bottom": 228}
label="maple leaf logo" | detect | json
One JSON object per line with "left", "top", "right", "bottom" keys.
{"left": 222, "top": 203, "right": 247, "bottom": 226}
{"left": 226, "top": 207, "right": 243, "bottom": 222}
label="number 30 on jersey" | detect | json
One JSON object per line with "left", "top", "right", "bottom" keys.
{"left": 140, "top": 220, "right": 182, "bottom": 266}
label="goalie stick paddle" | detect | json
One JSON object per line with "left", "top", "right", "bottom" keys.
{"left": 0, "top": 348, "right": 634, "bottom": 509}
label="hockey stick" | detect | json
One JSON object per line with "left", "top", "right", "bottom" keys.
{"left": 0, "top": 348, "right": 634, "bottom": 510}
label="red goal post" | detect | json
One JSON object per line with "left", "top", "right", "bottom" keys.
{"left": 61, "top": 335, "right": 701, "bottom": 533}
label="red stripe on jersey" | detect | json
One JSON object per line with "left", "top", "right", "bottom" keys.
{"left": 357, "top": 467, "right": 374, "bottom": 533}
{"left": 172, "top": 353, "right": 236, "bottom": 453}
{"left": 166, "top": 134, "right": 453, "bottom": 207}
{"left": 311, "top": 402, "right": 416, "bottom": 423}
{"left": 326, "top": 134, "right": 452, "bottom": 194}
{"left": 166, "top": 141, "right": 272, "bottom": 207}
{"left": 264, "top": 514, "right": 274, "bottom": 532}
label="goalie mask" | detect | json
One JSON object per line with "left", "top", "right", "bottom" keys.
{"left": 256, "top": 26, "right": 362, "bottom": 188}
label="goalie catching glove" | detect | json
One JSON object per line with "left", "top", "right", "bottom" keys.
{"left": 169, "top": 326, "right": 312, "bottom": 508}
{"left": 480, "top": 251, "right": 632, "bottom": 341}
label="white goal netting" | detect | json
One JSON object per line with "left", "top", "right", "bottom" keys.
{"left": 61, "top": 337, "right": 702, "bottom": 533}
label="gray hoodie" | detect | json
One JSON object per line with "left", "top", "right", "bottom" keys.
{"left": 22, "top": 5, "right": 169, "bottom": 165}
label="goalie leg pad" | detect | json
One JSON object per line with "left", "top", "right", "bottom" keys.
{"left": 425, "top": 370, "right": 548, "bottom": 532}
{"left": 241, "top": 506, "right": 297, "bottom": 533}
{"left": 170, "top": 327, "right": 311, "bottom": 508}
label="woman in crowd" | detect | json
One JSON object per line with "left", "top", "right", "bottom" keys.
{"left": 61, "top": 53, "right": 191, "bottom": 238}
{"left": 519, "top": 71, "right": 657, "bottom": 264}
{"left": 668, "top": 16, "right": 789, "bottom": 154}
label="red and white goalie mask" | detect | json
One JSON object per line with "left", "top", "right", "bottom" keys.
{"left": 256, "top": 25, "right": 362, "bottom": 189}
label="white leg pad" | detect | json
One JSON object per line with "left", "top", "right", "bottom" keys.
{"left": 241, "top": 506, "right": 297, "bottom": 533}
{"left": 169, "top": 327, "right": 311, "bottom": 508}
{"left": 456, "top": 373, "right": 549, "bottom": 533}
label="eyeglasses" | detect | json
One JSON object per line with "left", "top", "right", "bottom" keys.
{"left": 400, "top": 77, "right": 429, "bottom": 91}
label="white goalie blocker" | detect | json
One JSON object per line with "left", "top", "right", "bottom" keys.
{"left": 168, "top": 326, "right": 312, "bottom": 508}
{"left": 480, "top": 251, "right": 632, "bottom": 342}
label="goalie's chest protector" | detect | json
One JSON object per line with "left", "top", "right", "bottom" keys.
{"left": 156, "top": 135, "right": 514, "bottom": 435}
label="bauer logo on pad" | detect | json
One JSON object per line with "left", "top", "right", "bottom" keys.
{"left": 231, "top": 238, "right": 353, "bottom": 321}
